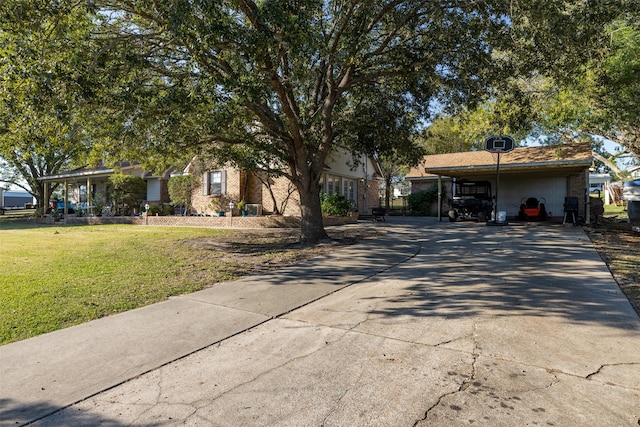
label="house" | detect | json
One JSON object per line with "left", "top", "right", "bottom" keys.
{"left": 39, "top": 150, "right": 382, "bottom": 218}
{"left": 38, "top": 162, "right": 172, "bottom": 215}
{"left": 186, "top": 150, "right": 382, "bottom": 216}
{"left": 405, "top": 143, "right": 593, "bottom": 221}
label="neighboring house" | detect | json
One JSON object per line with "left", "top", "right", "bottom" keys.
{"left": 39, "top": 162, "right": 172, "bottom": 214}
{"left": 406, "top": 143, "right": 593, "bottom": 221}
{"left": 187, "top": 150, "right": 382, "bottom": 216}
{"left": 589, "top": 173, "right": 611, "bottom": 194}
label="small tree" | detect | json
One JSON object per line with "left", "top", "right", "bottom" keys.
{"left": 168, "top": 175, "right": 198, "bottom": 216}
{"left": 408, "top": 185, "right": 440, "bottom": 216}
{"left": 108, "top": 174, "right": 146, "bottom": 215}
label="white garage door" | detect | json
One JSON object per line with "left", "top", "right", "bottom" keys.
{"left": 499, "top": 176, "right": 567, "bottom": 219}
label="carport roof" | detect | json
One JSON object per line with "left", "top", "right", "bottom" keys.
{"left": 406, "top": 143, "right": 593, "bottom": 179}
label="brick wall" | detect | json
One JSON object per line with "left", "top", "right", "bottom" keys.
{"left": 190, "top": 168, "right": 243, "bottom": 215}
{"left": 62, "top": 213, "right": 358, "bottom": 228}
{"left": 567, "top": 170, "right": 588, "bottom": 214}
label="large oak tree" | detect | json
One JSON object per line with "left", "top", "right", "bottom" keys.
{"left": 3, "top": 1, "right": 627, "bottom": 240}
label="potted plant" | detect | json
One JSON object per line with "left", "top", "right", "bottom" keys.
{"left": 237, "top": 200, "right": 246, "bottom": 216}
{"left": 209, "top": 197, "right": 226, "bottom": 216}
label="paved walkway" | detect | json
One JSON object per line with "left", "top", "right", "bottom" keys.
{"left": 1, "top": 218, "right": 639, "bottom": 426}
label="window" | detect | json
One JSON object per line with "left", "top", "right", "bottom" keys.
{"left": 323, "top": 175, "right": 357, "bottom": 203}
{"left": 342, "top": 179, "right": 356, "bottom": 202}
{"left": 203, "top": 171, "right": 226, "bottom": 195}
{"left": 326, "top": 175, "right": 339, "bottom": 196}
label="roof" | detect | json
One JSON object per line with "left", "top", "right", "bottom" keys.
{"left": 39, "top": 162, "right": 172, "bottom": 182}
{"left": 406, "top": 143, "right": 593, "bottom": 179}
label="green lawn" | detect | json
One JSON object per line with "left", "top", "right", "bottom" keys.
{"left": 603, "top": 202, "right": 629, "bottom": 219}
{"left": 0, "top": 221, "right": 240, "bottom": 345}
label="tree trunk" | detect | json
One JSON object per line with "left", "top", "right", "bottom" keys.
{"left": 384, "top": 173, "right": 393, "bottom": 211}
{"left": 297, "top": 181, "right": 329, "bottom": 243}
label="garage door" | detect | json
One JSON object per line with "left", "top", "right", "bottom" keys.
{"left": 499, "top": 177, "right": 567, "bottom": 219}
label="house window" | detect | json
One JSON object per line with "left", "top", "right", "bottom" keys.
{"left": 324, "top": 175, "right": 357, "bottom": 202}
{"left": 342, "top": 179, "right": 356, "bottom": 202}
{"left": 326, "top": 175, "right": 340, "bottom": 196}
{"left": 203, "top": 171, "right": 226, "bottom": 196}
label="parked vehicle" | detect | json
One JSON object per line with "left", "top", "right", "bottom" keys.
{"left": 517, "top": 197, "right": 547, "bottom": 221}
{"left": 448, "top": 180, "right": 493, "bottom": 222}
{"left": 49, "top": 200, "right": 75, "bottom": 214}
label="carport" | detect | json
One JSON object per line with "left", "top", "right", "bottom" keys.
{"left": 406, "top": 143, "right": 594, "bottom": 222}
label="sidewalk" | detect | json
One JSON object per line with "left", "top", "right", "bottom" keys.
{"left": 2, "top": 218, "right": 640, "bottom": 426}
{"left": 0, "top": 223, "right": 421, "bottom": 426}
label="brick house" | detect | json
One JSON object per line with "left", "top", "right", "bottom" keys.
{"left": 405, "top": 143, "right": 594, "bottom": 221}
{"left": 40, "top": 149, "right": 382, "bottom": 217}
{"left": 187, "top": 149, "right": 382, "bottom": 216}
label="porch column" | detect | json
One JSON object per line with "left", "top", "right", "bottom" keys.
{"left": 44, "top": 182, "right": 50, "bottom": 210}
{"left": 87, "top": 177, "right": 92, "bottom": 215}
{"left": 64, "top": 181, "right": 69, "bottom": 215}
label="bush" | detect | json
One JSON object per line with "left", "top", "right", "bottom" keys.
{"left": 109, "top": 174, "right": 146, "bottom": 215}
{"left": 168, "top": 175, "right": 198, "bottom": 215}
{"left": 407, "top": 184, "right": 439, "bottom": 216}
{"left": 320, "top": 192, "right": 351, "bottom": 216}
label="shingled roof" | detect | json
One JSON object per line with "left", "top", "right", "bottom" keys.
{"left": 406, "top": 143, "right": 593, "bottom": 179}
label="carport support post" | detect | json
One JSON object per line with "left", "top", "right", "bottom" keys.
{"left": 437, "top": 175, "right": 442, "bottom": 221}
{"left": 495, "top": 152, "right": 501, "bottom": 221}
{"left": 585, "top": 172, "right": 591, "bottom": 224}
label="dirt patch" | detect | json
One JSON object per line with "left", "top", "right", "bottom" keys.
{"left": 182, "top": 226, "right": 386, "bottom": 277}
{"left": 588, "top": 220, "right": 640, "bottom": 317}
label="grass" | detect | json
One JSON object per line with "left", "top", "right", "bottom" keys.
{"left": 0, "top": 221, "right": 246, "bottom": 345}
{"left": 603, "top": 202, "right": 628, "bottom": 218}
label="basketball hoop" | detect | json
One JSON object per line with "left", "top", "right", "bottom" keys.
{"left": 484, "top": 135, "right": 514, "bottom": 225}
{"left": 484, "top": 135, "right": 514, "bottom": 153}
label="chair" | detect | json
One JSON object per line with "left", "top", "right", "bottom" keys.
{"left": 563, "top": 197, "right": 579, "bottom": 225}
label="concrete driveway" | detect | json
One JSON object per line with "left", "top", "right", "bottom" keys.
{"left": 2, "top": 218, "right": 639, "bottom": 426}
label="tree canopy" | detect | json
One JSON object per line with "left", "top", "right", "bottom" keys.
{"left": 0, "top": 2, "right": 100, "bottom": 206}
{"left": 2, "top": 0, "right": 632, "bottom": 240}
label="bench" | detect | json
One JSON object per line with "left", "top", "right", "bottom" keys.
{"left": 371, "top": 207, "right": 386, "bottom": 221}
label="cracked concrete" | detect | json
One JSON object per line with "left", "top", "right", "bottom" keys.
{"left": 3, "top": 218, "right": 640, "bottom": 426}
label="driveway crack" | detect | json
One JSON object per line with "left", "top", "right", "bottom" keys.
{"left": 413, "top": 323, "right": 479, "bottom": 426}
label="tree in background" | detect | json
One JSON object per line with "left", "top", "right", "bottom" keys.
{"left": 0, "top": 3, "right": 101, "bottom": 207}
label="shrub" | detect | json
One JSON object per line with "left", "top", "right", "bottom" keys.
{"left": 407, "top": 184, "right": 439, "bottom": 216}
{"left": 168, "top": 175, "right": 199, "bottom": 215}
{"left": 320, "top": 192, "right": 351, "bottom": 216}
{"left": 109, "top": 174, "right": 146, "bottom": 215}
